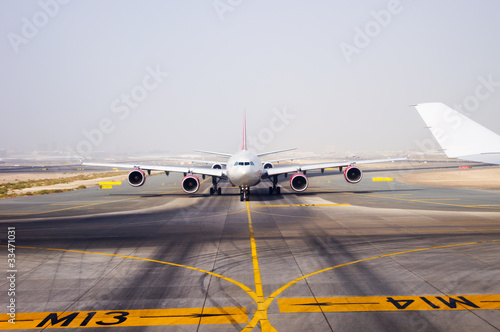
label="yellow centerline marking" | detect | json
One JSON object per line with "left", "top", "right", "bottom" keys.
{"left": 242, "top": 201, "right": 277, "bottom": 332}
{"left": 253, "top": 204, "right": 350, "bottom": 208}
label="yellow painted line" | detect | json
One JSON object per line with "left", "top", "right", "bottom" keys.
{"left": 242, "top": 201, "right": 277, "bottom": 332}
{"left": 0, "top": 307, "right": 247, "bottom": 329}
{"left": 98, "top": 181, "right": 122, "bottom": 185}
{"left": 250, "top": 209, "right": 331, "bottom": 220}
{"left": 14, "top": 209, "right": 249, "bottom": 234}
{"left": 278, "top": 295, "right": 500, "bottom": 312}
{"left": 347, "top": 192, "right": 500, "bottom": 210}
{"left": 253, "top": 204, "right": 350, "bottom": 208}
{"left": 379, "top": 194, "right": 413, "bottom": 196}
{"left": 0, "top": 188, "right": 184, "bottom": 216}
{"left": 50, "top": 203, "right": 86, "bottom": 206}
{"left": 0, "top": 175, "right": 208, "bottom": 216}
{"left": 0, "top": 196, "right": 143, "bottom": 216}
{"left": 255, "top": 239, "right": 500, "bottom": 321}
{"left": 4, "top": 245, "right": 258, "bottom": 305}
{"left": 372, "top": 177, "right": 393, "bottom": 182}
{"left": 419, "top": 198, "right": 461, "bottom": 201}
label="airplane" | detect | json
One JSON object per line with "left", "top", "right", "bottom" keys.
{"left": 415, "top": 102, "right": 500, "bottom": 165}
{"left": 83, "top": 113, "right": 407, "bottom": 201}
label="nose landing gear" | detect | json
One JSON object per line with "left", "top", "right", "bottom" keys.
{"left": 240, "top": 187, "right": 250, "bottom": 201}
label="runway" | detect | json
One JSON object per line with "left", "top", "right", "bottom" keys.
{"left": 1, "top": 169, "right": 500, "bottom": 331}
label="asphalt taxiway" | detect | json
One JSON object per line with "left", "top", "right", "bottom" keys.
{"left": 0, "top": 168, "right": 499, "bottom": 331}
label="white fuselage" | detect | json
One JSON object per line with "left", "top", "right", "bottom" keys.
{"left": 226, "top": 150, "right": 263, "bottom": 189}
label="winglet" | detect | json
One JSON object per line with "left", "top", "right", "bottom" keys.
{"left": 242, "top": 109, "right": 247, "bottom": 151}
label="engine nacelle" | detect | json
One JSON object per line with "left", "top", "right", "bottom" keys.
{"left": 290, "top": 173, "right": 308, "bottom": 192}
{"left": 344, "top": 165, "right": 363, "bottom": 184}
{"left": 212, "top": 163, "right": 223, "bottom": 169}
{"left": 263, "top": 162, "right": 273, "bottom": 169}
{"left": 128, "top": 169, "right": 146, "bottom": 187}
{"left": 182, "top": 175, "right": 200, "bottom": 193}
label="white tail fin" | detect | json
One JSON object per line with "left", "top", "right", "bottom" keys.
{"left": 242, "top": 110, "right": 247, "bottom": 151}
{"left": 415, "top": 102, "right": 500, "bottom": 164}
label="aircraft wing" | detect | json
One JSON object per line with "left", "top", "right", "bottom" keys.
{"left": 263, "top": 157, "right": 408, "bottom": 177}
{"left": 256, "top": 148, "right": 297, "bottom": 157}
{"left": 82, "top": 162, "right": 226, "bottom": 178}
{"left": 163, "top": 158, "right": 227, "bottom": 166}
{"left": 263, "top": 155, "right": 320, "bottom": 164}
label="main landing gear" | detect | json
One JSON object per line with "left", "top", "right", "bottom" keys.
{"left": 209, "top": 177, "right": 222, "bottom": 195}
{"left": 240, "top": 187, "right": 250, "bottom": 201}
{"left": 268, "top": 175, "right": 281, "bottom": 195}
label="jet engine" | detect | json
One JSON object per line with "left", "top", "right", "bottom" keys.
{"left": 290, "top": 173, "right": 308, "bottom": 192}
{"left": 182, "top": 175, "right": 200, "bottom": 193}
{"left": 344, "top": 165, "right": 362, "bottom": 184}
{"left": 263, "top": 162, "right": 273, "bottom": 169}
{"left": 128, "top": 169, "right": 146, "bottom": 187}
{"left": 212, "top": 164, "right": 223, "bottom": 169}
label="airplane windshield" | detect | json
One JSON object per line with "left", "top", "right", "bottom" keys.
{"left": 235, "top": 161, "right": 253, "bottom": 166}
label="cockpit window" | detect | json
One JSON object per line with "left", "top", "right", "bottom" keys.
{"left": 235, "top": 161, "right": 253, "bottom": 166}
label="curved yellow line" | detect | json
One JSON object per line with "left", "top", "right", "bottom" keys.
{"left": 11, "top": 245, "right": 260, "bottom": 304}
{"left": 260, "top": 239, "right": 500, "bottom": 323}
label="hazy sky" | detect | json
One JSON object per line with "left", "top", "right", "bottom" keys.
{"left": 1, "top": 0, "right": 500, "bottom": 158}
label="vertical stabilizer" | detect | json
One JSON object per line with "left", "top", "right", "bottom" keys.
{"left": 242, "top": 110, "right": 247, "bottom": 151}
{"left": 415, "top": 102, "right": 500, "bottom": 164}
